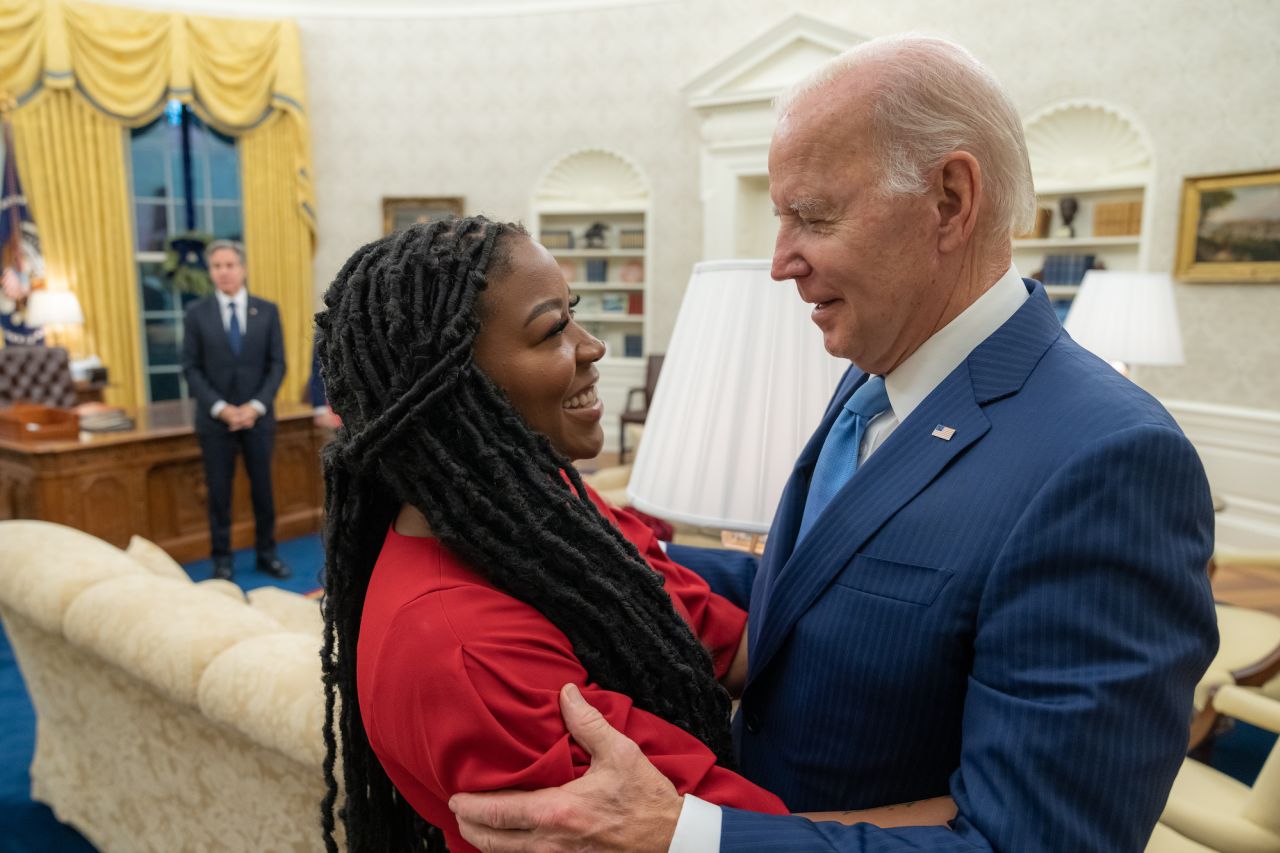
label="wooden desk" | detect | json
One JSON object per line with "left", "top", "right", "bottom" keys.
{"left": 0, "top": 401, "right": 325, "bottom": 563}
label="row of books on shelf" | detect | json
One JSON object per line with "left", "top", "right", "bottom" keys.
{"left": 590, "top": 332, "right": 644, "bottom": 358}
{"left": 570, "top": 328, "right": 644, "bottom": 358}
{"left": 575, "top": 292, "right": 644, "bottom": 314}
{"left": 559, "top": 258, "right": 644, "bottom": 283}
{"left": 541, "top": 227, "right": 645, "bottom": 251}
{"left": 1038, "top": 253, "right": 1100, "bottom": 286}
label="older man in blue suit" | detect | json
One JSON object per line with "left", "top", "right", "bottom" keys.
{"left": 452, "top": 35, "right": 1217, "bottom": 853}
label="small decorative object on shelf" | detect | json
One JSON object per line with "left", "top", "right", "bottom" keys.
{"left": 624, "top": 334, "right": 644, "bottom": 358}
{"left": 619, "top": 229, "right": 645, "bottom": 249}
{"left": 583, "top": 222, "right": 610, "bottom": 248}
{"left": 627, "top": 291, "right": 644, "bottom": 314}
{"left": 1017, "top": 208, "right": 1052, "bottom": 240}
{"left": 1053, "top": 197, "right": 1080, "bottom": 238}
{"left": 601, "top": 294, "right": 627, "bottom": 313}
{"left": 620, "top": 260, "right": 644, "bottom": 284}
{"left": 577, "top": 294, "right": 602, "bottom": 313}
{"left": 557, "top": 259, "right": 577, "bottom": 283}
{"left": 585, "top": 259, "right": 608, "bottom": 282}
{"left": 540, "top": 229, "right": 574, "bottom": 250}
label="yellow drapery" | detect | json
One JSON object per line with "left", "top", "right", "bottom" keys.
{"left": 0, "top": 0, "right": 316, "bottom": 407}
{"left": 10, "top": 90, "right": 143, "bottom": 407}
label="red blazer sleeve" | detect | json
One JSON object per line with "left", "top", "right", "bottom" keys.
{"left": 586, "top": 485, "right": 748, "bottom": 679}
{"left": 364, "top": 584, "right": 786, "bottom": 815}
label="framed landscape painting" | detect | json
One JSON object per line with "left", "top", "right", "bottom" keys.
{"left": 1176, "top": 170, "right": 1280, "bottom": 282}
{"left": 382, "top": 197, "right": 464, "bottom": 236}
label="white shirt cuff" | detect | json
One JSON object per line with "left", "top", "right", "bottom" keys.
{"left": 248, "top": 399, "right": 267, "bottom": 416}
{"left": 668, "top": 794, "right": 722, "bottom": 853}
{"left": 211, "top": 400, "right": 228, "bottom": 418}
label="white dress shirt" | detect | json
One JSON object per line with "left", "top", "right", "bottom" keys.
{"left": 668, "top": 266, "right": 1029, "bottom": 850}
{"left": 209, "top": 287, "right": 267, "bottom": 419}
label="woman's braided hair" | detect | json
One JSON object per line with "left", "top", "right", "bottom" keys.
{"left": 317, "top": 216, "right": 736, "bottom": 852}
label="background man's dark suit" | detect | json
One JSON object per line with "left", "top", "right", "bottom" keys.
{"left": 181, "top": 292, "right": 286, "bottom": 566}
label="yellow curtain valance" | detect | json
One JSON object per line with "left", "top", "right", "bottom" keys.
{"left": 2, "top": 0, "right": 307, "bottom": 130}
{"left": 0, "top": 0, "right": 314, "bottom": 226}
{"left": 0, "top": 0, "right": 316, "bottom": 408}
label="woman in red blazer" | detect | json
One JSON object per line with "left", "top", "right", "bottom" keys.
{"left": 315, "top": 217, "right": 787, "bottom": 853}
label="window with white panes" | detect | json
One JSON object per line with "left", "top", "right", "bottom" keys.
{"left": 128, "top": 99, "right": 243, "bottom": 402}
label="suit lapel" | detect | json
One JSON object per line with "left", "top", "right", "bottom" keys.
{"left": 747, "top": 280, "right": 1063, "bottom": 682}
{"left": 749, "top": 368, "right": 989, "bottom": 680}
{"left": 241, "top": 296, "right": 261, "bottom": 357}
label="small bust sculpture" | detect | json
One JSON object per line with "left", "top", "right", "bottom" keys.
{"left": 1057, "top": 197, "right": 1080, "bottom": 238}
{"left": 583, "top": 222, "right": 610, "bottom": 249}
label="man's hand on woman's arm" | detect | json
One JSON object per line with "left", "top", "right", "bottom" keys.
{"left": 450, "top": 684, "right": 683, "bottom": 853}
{"left": 450, "top": 685, "right": 958, "bottom": 853}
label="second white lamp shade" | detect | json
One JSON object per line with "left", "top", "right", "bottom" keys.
{"left": 1063, "top": 271, "right": 1184, "bottom": 367}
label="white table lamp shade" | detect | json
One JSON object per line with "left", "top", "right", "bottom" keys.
{"left": 25, "top": 289, "right": 85, "bottom": 327}
{"left": 626, "top": 260, "right": 848, "bottom": 533}
{"left": 1062, "top": 271, "right": 1184, "bottom": 366}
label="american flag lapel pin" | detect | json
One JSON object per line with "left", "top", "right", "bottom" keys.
{"left": 931, "top": 424, "right": 956, "bottom": 441}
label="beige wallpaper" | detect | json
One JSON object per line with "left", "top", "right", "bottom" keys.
{"left": 300, "top": 0, "right": 1280, "bottom": 411}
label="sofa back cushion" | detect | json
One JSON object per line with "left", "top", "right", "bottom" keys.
{"left": 247, "top": 586, "right": 322, "bottom": 636}
{"left": 62, "top": 575, "right": 284, "bottom": 707}
{"left": 125, "top": 535, "right": 190, "bottom": 582}
{"left": 0, "top": 520, "right": 149, "bottom": 633}
{"left": 199, "top": 632, "right": 325, "bottom": 768}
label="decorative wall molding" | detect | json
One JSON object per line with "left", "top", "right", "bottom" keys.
{"left": 1023, "top": 98, "right": 1155, "bottom": 194}
{"left": 684, "top": 14, "right": 865, "bottom": 259}
{"left": 533, "top": 148, "right": 650, "bottom": 211}
{"left": 1164, "top": 399, "right": 1280, "bottom": 549}
{"left": 94, "top": 0, "right": 677, "bottom": 20}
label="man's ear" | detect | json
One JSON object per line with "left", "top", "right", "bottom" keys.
{"left": 936, "top": 151, "right": 982, "bottom": 253}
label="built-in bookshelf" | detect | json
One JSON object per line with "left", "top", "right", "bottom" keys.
{"left": 534, "top": 207, "right": 649, "bottom": 359}
{"left": 1017, "top": 101, "right": 1154, "bottom": 311}
{"left": 531, "top": 149, "right": 652, "bottom": 452}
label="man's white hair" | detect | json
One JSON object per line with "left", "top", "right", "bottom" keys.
{"left": 778, "top": 34, "right": 1036, "bottom": 243}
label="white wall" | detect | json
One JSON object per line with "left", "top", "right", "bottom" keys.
{"left": 300, "top": 0, "right": 1280, "bottom": 412}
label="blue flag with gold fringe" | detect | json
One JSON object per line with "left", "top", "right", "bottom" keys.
{"left": 1, "top": 119, "right": 45, "bottom": 346}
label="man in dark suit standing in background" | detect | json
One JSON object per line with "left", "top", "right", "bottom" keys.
{"left": 182, "top": 240, "right": 290, "bottom": 581}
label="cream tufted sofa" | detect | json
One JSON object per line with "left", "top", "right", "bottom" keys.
{"left": 0, "top": 520, "right": 333, "bottom": 853}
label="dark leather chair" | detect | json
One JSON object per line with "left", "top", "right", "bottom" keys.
{"left": 0, "top": 346, "right": 78, "bottom": 409}
{"left": 618, "top": 354, "right": 663, "bottom": 465}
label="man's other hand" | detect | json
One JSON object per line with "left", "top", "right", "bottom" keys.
{"left": 450, "top": 684, "right": 684, "bottom": 853}
{"left": 234, "top": 405, "right": 260, "bottom": 430}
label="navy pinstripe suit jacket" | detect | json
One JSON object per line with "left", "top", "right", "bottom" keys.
{"left": 700, "top": 280, "right": 1216, "bottom": 851}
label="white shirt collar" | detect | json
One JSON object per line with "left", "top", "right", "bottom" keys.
{"left": 215, "top": 287, "right": 247, "bottom": 311}
{"left": 883, "top": 266, "right": 1028, "bottom": 423}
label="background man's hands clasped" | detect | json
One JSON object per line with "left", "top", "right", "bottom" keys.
{"left": 218, "top": 404, "right": 260, "bottom": 431}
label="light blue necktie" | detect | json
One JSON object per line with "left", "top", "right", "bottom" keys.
{"left": 798, "top": 375, "right": 891, "bottom": 540}
{"left": 227, "top": 303, "right": 242, "bottom": 356}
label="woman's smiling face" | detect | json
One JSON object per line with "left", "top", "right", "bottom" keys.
{"left": 472, "top": 236, "right": 607, "bottom": 461}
